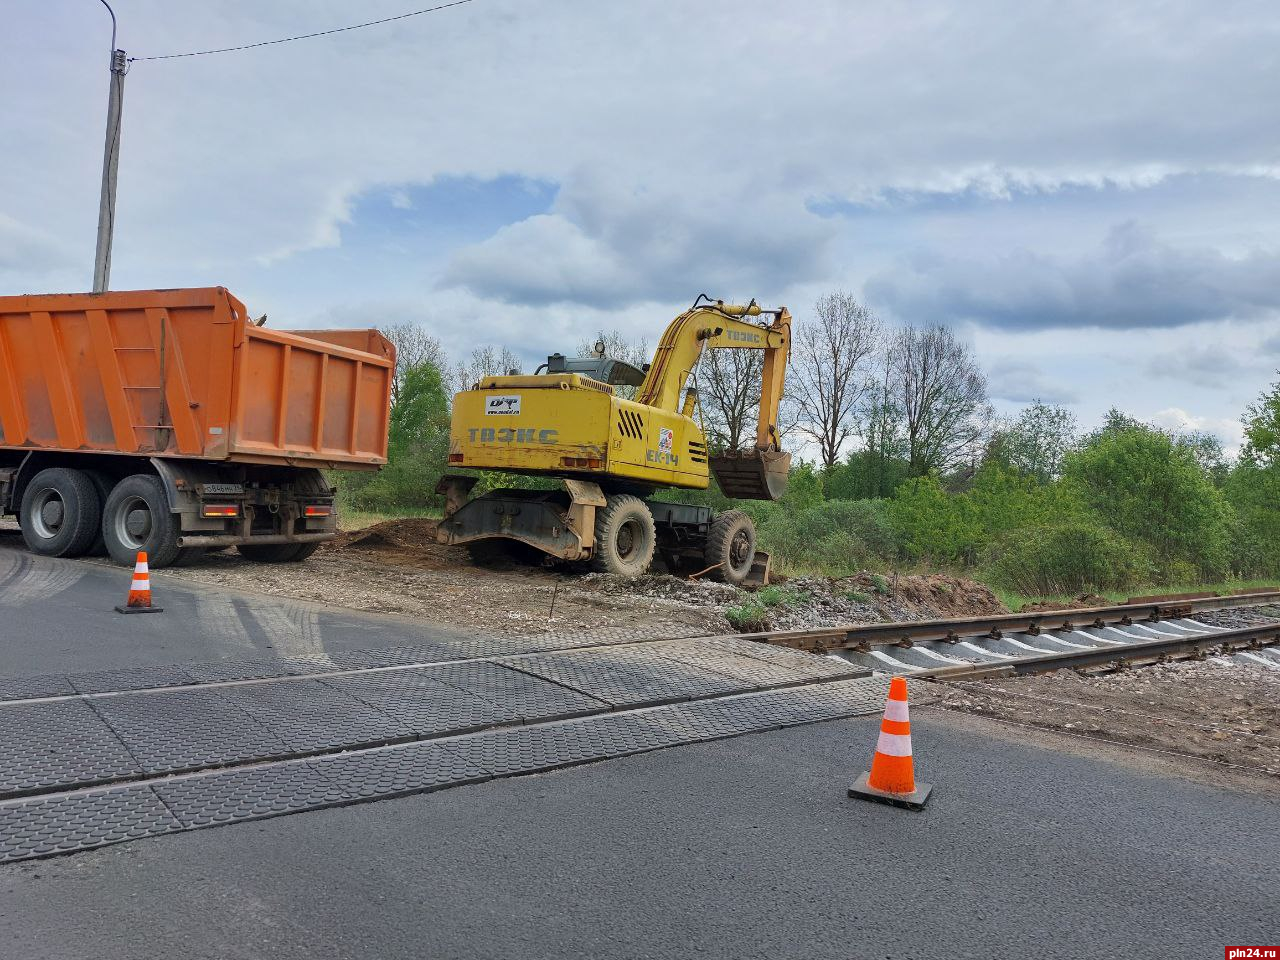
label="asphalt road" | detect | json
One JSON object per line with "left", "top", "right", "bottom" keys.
{"left": 0, "top": 710, "right": 1275, "bottom": 960}
{"left": 0, "top": 538, "right": 1275, "bottom": 959}
{"left": 0, "top": 538, "right": 476, "bottom": 674}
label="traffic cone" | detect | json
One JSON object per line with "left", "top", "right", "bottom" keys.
{"left": 848, "top": 676, "right": 931, "bottom": 810}
{"left": 114, "top": 551, "right": 163, "bottom": 614}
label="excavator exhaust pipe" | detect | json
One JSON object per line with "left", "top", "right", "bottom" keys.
{"left": 710, "top": 449, "right": 791, "bottom": 501}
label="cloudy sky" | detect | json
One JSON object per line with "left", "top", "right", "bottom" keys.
{"left": 6, "top": 1, "right": 1280, "bottom": 455}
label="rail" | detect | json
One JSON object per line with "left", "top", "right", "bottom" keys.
{"left": 741, "top": 590, "right": 1280, "bottom": 653}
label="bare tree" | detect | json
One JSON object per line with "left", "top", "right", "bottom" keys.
{"left": 379, "top": 322, "right": 445, "bottom": 408}
{"left": 453, "top": 345, "right": 523, "bottom": 393}
{"left": 788, "top": 292, "right": 880, "bottom": 468}
{"left": 886, "top": 325, "right": 992, "bottom": 476}
{"left": 859, "top": 350, "right": 910, "bottom": 496}
{"left": 697, "top": 349, "right": 764, "bottom": 451}
{"left": 575, "top": 329, "right": 651, "bottom": 369}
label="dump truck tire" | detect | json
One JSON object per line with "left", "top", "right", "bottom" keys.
{"left": 102, "top": 474, "right": 182, "bottom": 567}
{"left": 82, "top": 470, "right": 115, "bottom": 557}
{"left": 591, "top": 494, "right": 656, "bottom": 577}
{"left": 289, "top": 542, "right": 320, "bottom": 562}
{"left": 19, "top": 468, "right": 102, "bottom": 559}
{"left": 705, "top": 510, "right": 757, "bottom": 585}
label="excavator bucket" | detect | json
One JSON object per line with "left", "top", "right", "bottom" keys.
{"left": 710, "top": 449, "right": 792, "bottom": 501}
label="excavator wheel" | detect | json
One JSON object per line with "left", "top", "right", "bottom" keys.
{"left": 705, "top": 510, "right": 757, "bottom": 585}
{"left": 591, "top": 494, "right": 656, "bottom": 578}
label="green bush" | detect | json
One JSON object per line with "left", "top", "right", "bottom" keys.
{"left": 753, "top": 499, "right": 900, "bottom": 575}
{"left": 985, "top": 521, "right": 1151, "bottom": 596}
{"left": 1063, "top": 422, "right": 1234, "bottom": 581}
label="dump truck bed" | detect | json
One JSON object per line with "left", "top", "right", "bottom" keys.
{"left": 0, "top": 287, "right": 392, "bottom": 469}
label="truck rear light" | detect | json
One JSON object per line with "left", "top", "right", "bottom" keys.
{"left": 304, "top": 505, "right": 332, "bottom": 517}
{"left": 449, "top": 454, "right": 464, "bottom": 463}
{"left": 202, "top": 504, "right": 240, "bottom": 518}
{"left": 561, "top": 457, "right": 602, "bottom": 469}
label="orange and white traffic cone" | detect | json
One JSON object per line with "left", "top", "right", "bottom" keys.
{"left": 114, "top": 551, "right": 163, "bottom": 615}
{"left": 848, "top": 676, "right": 931, "bottom": 810}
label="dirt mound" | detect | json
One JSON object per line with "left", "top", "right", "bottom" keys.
{"left": 862, "top": 573, "right": 1007, "bottom": 619}
{"left": 326, "top": 518, "right": 464, "bottom": 571}
{"left": 1017, "top": 593, "right": 1110, "bottom": 613}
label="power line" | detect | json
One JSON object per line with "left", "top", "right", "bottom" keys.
{"left": 130, "top": 0, "right": 478, "bottom": 62}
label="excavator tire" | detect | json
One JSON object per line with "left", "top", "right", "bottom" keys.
{"left": 591, "top": 494, "right": 656, "bottom": 578}
{"left": 705, "top": 510, "right": 757, "bottom": 585}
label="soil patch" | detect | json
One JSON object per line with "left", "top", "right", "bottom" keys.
{"left": 1017, "top": 593, "right": 1110, "bottom": 613}
{"left": 144, "top": 518, "right": 1007, "bottom": 639}
{"left": 928, "top": 657, "right": 1280, "bottom": 779}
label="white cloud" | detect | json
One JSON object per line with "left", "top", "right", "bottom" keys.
{"left": 1151, "top": 407, "right": 1246, "bottom": 457}
{"left": 865, "top": 222, "right": 1280, "bottom": 331}
{"left": 6, "top": 0, "right": 1280, "bottom": 436}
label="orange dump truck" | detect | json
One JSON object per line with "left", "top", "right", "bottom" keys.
{"left": 0, "top": 287, "right": 394, "bottom": 567}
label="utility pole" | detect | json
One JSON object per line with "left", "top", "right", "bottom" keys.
{"left": 93, "top": 1, "right": 125, "bottom": 293}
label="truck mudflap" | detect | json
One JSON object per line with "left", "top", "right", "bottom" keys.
{"left": 435, "top": 475, "right": 605, "bottom": 561}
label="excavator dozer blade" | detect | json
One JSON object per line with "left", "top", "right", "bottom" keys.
{"left": 710, "top": 449, "right": 792, "bottom": 501}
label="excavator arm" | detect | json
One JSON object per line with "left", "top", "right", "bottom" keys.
{"left": 636, "top": 297, "right": 792, "bottom": 499}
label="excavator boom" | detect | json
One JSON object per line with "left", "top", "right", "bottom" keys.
{"left": 637, "top": 298, "right": 791, "bottom": 500}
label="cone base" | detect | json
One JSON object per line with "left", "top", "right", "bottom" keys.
{"left": 114, "top": 605, "right": 164, "bottom": 615}
{"left": 848, "top": 771, "right": 932, "bottom": 810}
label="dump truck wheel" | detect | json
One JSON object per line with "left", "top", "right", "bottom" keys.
{"left": 102, "top": 474, "right": 182, "bottom": 567}
{"left": 83, "top": 470, "right": 115, "bottom": 556}
{"left": 705, "top": 510, "right": 756, "bottom": 585}
{"left": 289, "top": 543, "right": 320, "bottom": 562}
{"left": 19, "top": 468, "right": 102, "bottom": 558}
{"left": 591, "top": 494, "right": 656, "bottom": 577}
{"left": 236, "top": 543, "right": 302, "bottom": 563}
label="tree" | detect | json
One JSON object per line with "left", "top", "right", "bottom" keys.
{"left": 340, "top": 357, "right": 451, "bottom": 510}
{"left": 379, "top": 322, "right": 445, "bottom": 408}
{"left": 856, "top": 353, "right": 911, "bottom": 497}
{"left": 1062, "top": 422, "right": 1233, "bottom": 581}
{"left": 699, "top": 348, "right": 764, "bottom": 451}
{"left": 1242, "top": 378, "right": 1280, "bottom": 467}
{"left": 886, "top": 325, "right": 992, "bottom": 477}
{"left": 453, "top": 345, "right": 523, "bottom": 393}
{"left": 575, "top": 329, "right": 650, "bottom": 369}
{"left": 1226, "top": 377, "right": 1280, "bottom": 574}
{"left": 986, "top": 401, "right": 1077, "bottom": 482}
{"left": 788, "top": 292, "right": 880, "bottom": 468}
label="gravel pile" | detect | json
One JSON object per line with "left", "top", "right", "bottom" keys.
{"left": 1195, "top": 605, "right": 1280, "bottom": 630}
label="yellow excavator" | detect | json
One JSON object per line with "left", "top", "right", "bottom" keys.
{"left": 436, "top": 296, "right": 791, "bottom": 585}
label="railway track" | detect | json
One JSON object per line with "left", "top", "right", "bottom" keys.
{"left": 744, "top": 590, "right": 1280, "bottom": 678}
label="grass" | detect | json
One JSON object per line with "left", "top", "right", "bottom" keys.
{"left": 990, "top": 577, "right": 1280, "bottom": 612}
{"left": 757, "top": 585, "right": 805, "bottom": 608}
{"left": 723, "top": 599, "right": 770, "bottom": 632}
